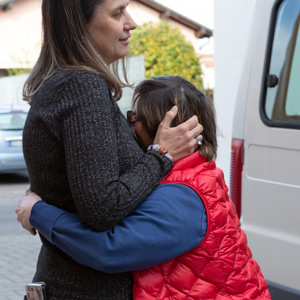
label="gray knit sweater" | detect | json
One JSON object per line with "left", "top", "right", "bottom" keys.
{"left": 23, "top": 70, "right": 173, "bottom": 300}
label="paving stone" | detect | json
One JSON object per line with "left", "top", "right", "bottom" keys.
{"left": 0, "top": 234, "right": 41, "bottom": 299}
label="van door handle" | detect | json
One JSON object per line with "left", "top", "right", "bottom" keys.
{"left": 266, "top": 74, "right": 278, "bottom": 87}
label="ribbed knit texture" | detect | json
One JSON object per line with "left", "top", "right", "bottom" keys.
{"left": 23, "top": 70, "right": 173, "bottom": 300}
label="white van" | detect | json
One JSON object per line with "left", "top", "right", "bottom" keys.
{"left": 230, "top": 0, "right": 300, "bottom": 299}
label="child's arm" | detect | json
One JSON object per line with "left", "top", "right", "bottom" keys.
{"left": 30, "top": 184, "right": 207, "bottom": 273}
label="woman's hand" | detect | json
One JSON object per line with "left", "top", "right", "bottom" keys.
{"left": 154, "top": 106, "right": 203, "bottom": 162}
{"left": 15, "top": 190, "right": 42, "bottom": 235}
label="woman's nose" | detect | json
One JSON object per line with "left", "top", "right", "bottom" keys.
{"left": 125, "top": 11, "right": 137, "bottom": 31}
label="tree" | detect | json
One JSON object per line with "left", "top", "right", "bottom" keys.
{"left": 128, "top": 21, "right": 203, "bottom": 89}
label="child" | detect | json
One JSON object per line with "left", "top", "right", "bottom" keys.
{"left": 130, "top": 76, "right": 271, "bottom": 300}
{"left": 17, "top": 76, "right": 271, "bottom": 300}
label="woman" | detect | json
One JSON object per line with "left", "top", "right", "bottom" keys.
{"left": 18, "top": 76, "right": 271, "bottom": 299}
{"left": 21, "top": 1, "right": 202, "bottom": 299}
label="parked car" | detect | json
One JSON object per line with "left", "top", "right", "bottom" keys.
{"left": 0, "top": 106, "right": 28, "bottom": 173}
{"left": 230, "top": 0, "right": 300, "bottom": 299}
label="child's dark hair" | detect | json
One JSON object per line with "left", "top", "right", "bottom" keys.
{"left": 132, "top": 76, "right": 217, "bottom": 161}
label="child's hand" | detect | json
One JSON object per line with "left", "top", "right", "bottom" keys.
{"left": 15, "top": 191, "right": 42, "bottom": 235}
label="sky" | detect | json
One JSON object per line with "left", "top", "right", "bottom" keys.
{"left": 155, "top": 0, "right": 214, "bottom": 54}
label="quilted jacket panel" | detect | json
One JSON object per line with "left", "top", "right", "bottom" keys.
{"left": 133, "top": 152, "right": 271, "bottom": 300}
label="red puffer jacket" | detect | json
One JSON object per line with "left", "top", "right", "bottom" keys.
{"left": 133, "top": 151, "right": 271, "bottom": 300}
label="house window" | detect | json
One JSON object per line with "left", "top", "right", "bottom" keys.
{"left": 263, "top": 0, "right": 300, "bottom": 127}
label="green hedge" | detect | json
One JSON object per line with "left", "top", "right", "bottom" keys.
{"left": 128, "top": 21, "right": 203, "bottom": 89}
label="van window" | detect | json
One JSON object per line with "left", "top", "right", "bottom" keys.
{"left": 263, "top": 0, "right": 300, "bottom": 126}
{"left": 286, "top": 21, "right": 300, "bottom": 117}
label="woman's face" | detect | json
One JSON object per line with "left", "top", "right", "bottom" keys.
{"left": 87, "top": 0, "right": 136, "bottom": 64}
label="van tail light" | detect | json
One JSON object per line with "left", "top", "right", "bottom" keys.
{"left": 230, "top": 139, "right": 244, "bottom": 219}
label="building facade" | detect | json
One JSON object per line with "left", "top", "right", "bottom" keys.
{"left": 0, "top": 0, "right": 212, "bottom": 66}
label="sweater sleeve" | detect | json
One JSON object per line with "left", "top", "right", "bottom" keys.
{"left": 59, "top": 72, "right": 173, "bottom": 231}
{"left": 30, "top": 184, "right": 207, "bottom": 273}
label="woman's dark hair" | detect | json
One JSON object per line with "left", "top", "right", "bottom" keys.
{"left": 23, "top": 0, "right": 128, "bottom": 102}
{"left": 132, "top": 76, "right": 217, "bottom": 161}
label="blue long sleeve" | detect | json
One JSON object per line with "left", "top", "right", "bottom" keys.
{"left": 30, "top": 183, "right": 207, "bottom": 273}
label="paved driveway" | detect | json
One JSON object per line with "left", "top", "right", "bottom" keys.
{"left": 0, "top": 173, "right": 41, "bottom": 300}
